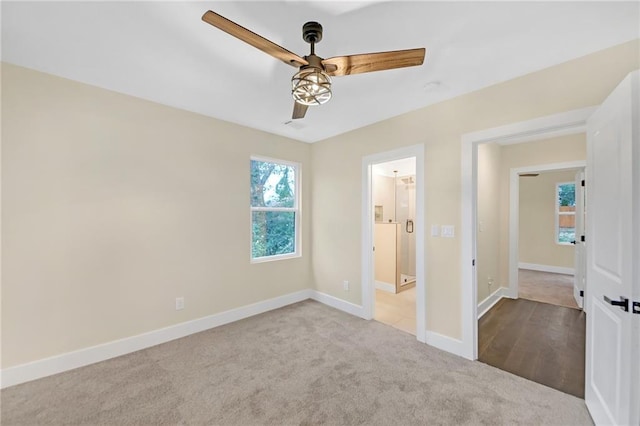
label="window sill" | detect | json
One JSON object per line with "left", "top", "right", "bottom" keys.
{"left": 251, "top": 252, "right": 301, "bottom": 264}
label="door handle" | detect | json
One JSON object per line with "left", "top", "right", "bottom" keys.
{"left": 406, "top": 219, "right": 414, "bottom": 233}
{"left": 570, "top": 240, "right": 577, "bottom": 245}
{"left": 603, "top": 295, "right": 629, "bottom": 312}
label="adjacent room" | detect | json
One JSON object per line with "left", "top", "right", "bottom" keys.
{"left": 2, "top": 2, "right": 639, "bottom": 425}
{"left": 475, "top": 135, "right": 587, "bottom": 398}
{"left": 518, "top": 168, "right": 584, "bottom": 309}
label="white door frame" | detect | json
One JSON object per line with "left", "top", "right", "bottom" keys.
{"left": 507, "top": 161, "right": 586, "bottom": 299}
{"left": 460, "top": 106, "right": 596, "bottom": 359}
{"left": 362, "top": 144, "right": 426, "bottom": 343}
{"left": 572, "top": 169, "right": 586, "bottom": 310}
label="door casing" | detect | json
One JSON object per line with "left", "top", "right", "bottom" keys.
{"left": 461, "top": 106, "right": 596, "bottom": 360}
{"left": 361, "top": 144, "right": 425, "bottom": 343}
{"left": 507, "top": 162, "right": 586, "bottom": 300}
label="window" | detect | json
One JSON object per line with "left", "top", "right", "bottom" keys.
{"left": 250, "top": 157, "right": 300, "bottom": 262}
{"left": 556, "top": 182, "right": 576, "bottom": 244}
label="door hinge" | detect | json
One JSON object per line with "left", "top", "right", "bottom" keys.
{"left": 581, "top": 179, "right": 585, "bottom": 187}
{"left": 579, "top": 290, "right": 584, "bottom": 297}
{"left": 472, "top": 259, "right": 475, "bottom": 266}
{"left": 581, "top": 235, "right": 585, "bottom": 242}
{"left": 633, "top": 301, "right": 640, "bottom": 315}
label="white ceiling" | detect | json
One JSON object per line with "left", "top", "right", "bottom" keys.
{"left": 2, "top": 2, "right": 638, "bottom": 143}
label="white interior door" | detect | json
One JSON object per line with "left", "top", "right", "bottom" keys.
{"left": 573, "top": 170, "right": 585, "bottom": 309}
{"left": 584, "top": 71, "right": 639, "bottom": 425}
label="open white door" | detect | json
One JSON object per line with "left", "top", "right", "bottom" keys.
{"left": 584, "top": 71, "right": 639, "bottom": 425}
{"left": 573, "top": 170, "right": 585, "bottom": 309}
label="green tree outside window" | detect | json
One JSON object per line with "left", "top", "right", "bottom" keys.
{"left": 250, "top": 159, "right": 299, "bottom": 260}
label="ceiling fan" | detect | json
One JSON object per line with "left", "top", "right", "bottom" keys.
{"left": 202, "top": 10, "right": 426, "bottom": 119}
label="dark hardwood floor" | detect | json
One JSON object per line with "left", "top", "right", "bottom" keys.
{"left": 478, "top": 298, "right": 586, "bottom": 398}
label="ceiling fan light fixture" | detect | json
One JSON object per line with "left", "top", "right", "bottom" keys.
{"left": 292, "top": 67, "right": 332, "bottom": 106}
{"left": 202, "top": 10, "right": 425, "bottom": 119}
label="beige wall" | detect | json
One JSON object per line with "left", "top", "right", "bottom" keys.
{"left": 311, "top": 40, "right": 638, "bottom": 339}
{"left": 519, "top": 170, "right": 579, "bottom": 268}
{"left": 2, "top": 39, "right": 637, "bottom": 368}
{"left": 477, "top": 143, "right": 501, "bottom": 303}
{"left": 498, "top": 134, "right": 587, "bottom": 286}
{"left": 1, "top": 63, "right": 312, "bottom": 368}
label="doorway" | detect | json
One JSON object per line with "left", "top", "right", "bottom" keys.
{"left": 371, "top": 158, "right": 417, "bottom": 335}
{"left": 474, "top": 139, "right": 587, "bottom": 397}
{"left": 506, "top": 161, "right": 586, "bottom": 308}
{"left": 459, "top": 106, "right": 596, "bottom": 360}
{"left": 516, "top": 167, "right": 585, "bottom": 310}
{"left": 361, "top": 144, "right": 425, "bottom": 343}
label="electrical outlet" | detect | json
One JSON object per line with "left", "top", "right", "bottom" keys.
{"left": 175, "top": 297, "right": 184, "bottom": 310}
{"left": 343, "top": 280, "right": 349, "bottom": 291}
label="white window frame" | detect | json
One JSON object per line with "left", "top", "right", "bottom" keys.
{"left": 555, "top": 181, "right": 576, "bottom": 245}
{"left": 250, "top": 156, "right": 301, "bottom": 263}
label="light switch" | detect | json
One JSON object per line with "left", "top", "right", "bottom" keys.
{"left": 431, "top": 225, "right": 440, "bottom": 237}
{"left": 441, "top": 225, "right": 455, "bottom": 238}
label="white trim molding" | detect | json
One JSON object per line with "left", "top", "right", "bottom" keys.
{"left": 309, "top": 290, "right": 365, "bottom": 318}
{"left": 425, "top": 331, "right": 469, "bottom": 359}
{"left": 2, "top": 284, "right": 479, "bottom": 389}
{"left": 519, "top": 262, "right": 575, "bottom": 276}
{"left": 461, "top": 106, "right": 596, "bottom": 361}
{"left": 1, "top": 289, "right": 371, "bottom": 389}
{"left": 477, "top": 287, "right": 510, "bottom": 319}
{"left": 1, "top": 289, "right": 313, "bottom": 389}
{"left": 462, "top": 106, "right": 597, "bottom": 147}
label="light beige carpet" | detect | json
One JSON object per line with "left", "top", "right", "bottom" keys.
{"left": 519, "top": 269, "right": 580, "bottom": 309}
{"left": 2, "top": 300, "right": 592, "bottom": 425}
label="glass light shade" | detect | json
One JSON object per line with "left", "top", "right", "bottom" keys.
{"left": 291, "top": 68, "right": 332, "bottom": 106}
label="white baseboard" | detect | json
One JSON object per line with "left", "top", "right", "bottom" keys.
{"left": 1, "top": 289, "right": 313, "bottom": 389}
{"left": 310, "top": 292, "right": 472, "bottom": 362}
{"left": 4, "top": 288, "right": 473, "bottom": 390}
{"left": 425, "top": 330, "right": 469, "bottom": 359}
{"left": 519, "top": 262, "right": 574, "bottom": 275}
{"left": 374, "top": 280, "right": 395, "bottom": 293}
{"left": 477, "top": 287, "right": 509, "bottom": 319}
{"left": 309, "top": 290, "right": 365, "bottom": 319}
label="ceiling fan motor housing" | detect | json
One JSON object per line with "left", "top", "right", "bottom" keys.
{"left": 303, "top": 54, "right": 324, "bottom": 70}
{"left": 302, "top": 21, "right": 323, "bottom": 44}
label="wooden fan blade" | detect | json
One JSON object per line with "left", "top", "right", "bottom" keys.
{"left": 202, "top": 11, "right": 308, "bottom": 68}
{"left": 322, "top": 48, "right": 425, "bottom": 76}
{"left": 292, "top": 102, "right": 308, "bottom": 119}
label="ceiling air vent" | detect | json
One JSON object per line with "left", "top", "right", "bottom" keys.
{"left": 284, "top": 120, "right": 306, "bottom": 130}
